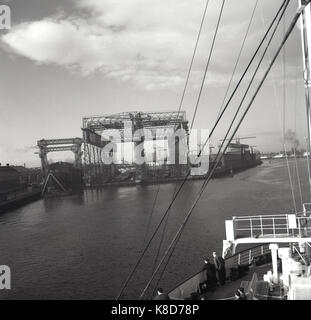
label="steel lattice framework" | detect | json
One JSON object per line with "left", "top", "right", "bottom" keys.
{"left": 37, "top": 138, "right": 83, "bottom": 178}
{"left": 82, "top": 111, "right": 189, "bottom": 142}
{"left": 82, "top": 111, "right": 189, "bottom": 185}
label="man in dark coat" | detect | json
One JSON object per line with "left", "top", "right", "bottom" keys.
{"left": 153, "top": 288, "right": 171, "bottom": 300}
{"left": 202, "top": 258, "right": 217, "bottom": 288}
{"left": 213, "top": 252, "right": 226, "bottom": 285}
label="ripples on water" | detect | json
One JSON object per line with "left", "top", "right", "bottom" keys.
{"left": 0, "top": 159, "right": 309, "bottom": 299}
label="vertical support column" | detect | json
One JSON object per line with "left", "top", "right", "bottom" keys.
{"left": 96, "top": 147, "right": 102, "bottom": 183}
{"left": 39, "top": 149, "right": 49, "bottom": 179}
{"left": 92, "top": 145, "right": 97, "bottom": 184}
{"left": 110, "top": 139, "right": 117, "bottom": 180}
{"left": 175, "top": 136, "right": 180, "bottom": 167}
{"left": 134, "top": 136, "right": 145, "bottom": 182}
{"left": 97, "top": 147, "right": 103, "bottom": 181}
{"left": 86, "top": 144, "right": 92, "bottom": 186}
{"left": 82, "top": 124, "right": 89, "bottom": 186}
{"left": 269, "top": 244, "right": 279, "bottom": 284}
{"left": 73, "top": 145, "right": 82, "bottom": 169}
{"left": 166, "top": 135, "right": 173, "bottom": 176}
{"left": 151, "top": 133, "right": 157, "bottom": 180}
{"left": 174, "top": 135, "right": 185, "bottom": 177}
{"left": 153, "top": 134, "right": 157, "bottom": 165}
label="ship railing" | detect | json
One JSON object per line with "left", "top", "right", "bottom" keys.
{"left": 226, "top": 244, "right": 271, "bottom": 267}
{"left": 226, "top": 242, "right": 291, "bottom": 268}
{"left": 168, "top": 244, "right": 272, "bottom": 300}
{"left": 229, "top": 214, "right": 311, "bottom": 240}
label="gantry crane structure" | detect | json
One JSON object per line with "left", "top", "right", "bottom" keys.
{"left": 37, "top": 138, "right": 83, "bottom": 178}
{"left": 82, "top": 111, "right": 189, "bottom": 185}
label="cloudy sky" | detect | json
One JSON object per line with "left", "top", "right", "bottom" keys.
{"left": 0, "top": 0, "right": 309, "bottom": 166}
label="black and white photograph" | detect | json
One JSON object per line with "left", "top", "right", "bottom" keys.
{"left": 1, "top": 0, "right": 311, "bottom": 308}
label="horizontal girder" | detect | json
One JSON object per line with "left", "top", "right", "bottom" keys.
{"left": 37, "top": 138, "right": 82, "bottom": 147}
{"left": 45, "top": 146, "right": 77, "bottom": 153}
{"left": 82, "top": 111, "right": 189, "bottom": 146}
{"left": 83, "top": 111, "right": 188, "bottom": 132}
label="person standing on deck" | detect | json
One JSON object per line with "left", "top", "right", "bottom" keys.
{"left": 213, "top": 252, "right": 226, "bottom": 285}
{"left": 202, "top": 258, "right": 217, "bottom": 288}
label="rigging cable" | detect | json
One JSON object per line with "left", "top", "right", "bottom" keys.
{"left": 282, "top": 10, "right": 298, "bottom": 213}
{"left": 293, "top": 55, "right": 304, "bottom": 208}
{"left": 305, "top": 86, "right": 311, "bottom": 197}
{"left": 294, "top": 149, "right": 304, "bottom": 208}
{"left": 301, "top": 5, "right": 311, "bottom": 198}
{"left": 177, "top": 0, "right": 211, "bottom": 119}
{"left": 139, "top": 0, "right": 304, "bottom": 298}
{"left": 144, "top": 0, "right": 211, "bottom": 271}
{"left": 197, "top": 0, "right": 288, "bottom": 153}
{"left": 150, "top": 0, "right": 225, "bottom": 277}
{"left": 190, "top": 0, "right": 226, "bottom": 131}
{"left": 116, "top": 0, "right": 211, "bottom": 300}
{"left": 140, "top": 0, "right": 290, "bottom": 299}
{"left": 305, "top": 85, "right": 311, "bottom": 196}
{"left": 116, "top": 0, "right": 288, "bottom": 300}
{"left": 216, "top": 0, "right": 259, "bottom": 119}
{"left": 148, "top": 0, "right": 211, "bottom": 273}
{"left": 150, "top": 0, "right": 260, "bottom": 297}
{"left": 141, "top": 170, "right": 160, "bottom": 248}
{"left": 260, "top": 0, "right": 299, "bottom": 211}
{"left": 141, "top": 1, "right": 289, "bottom": 297}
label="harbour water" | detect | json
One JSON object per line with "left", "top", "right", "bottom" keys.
{"left": 0, "top": 159, "right": 310, "bottom": 299}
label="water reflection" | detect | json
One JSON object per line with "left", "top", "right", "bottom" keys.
{"left": 43, "top": 194, "right": 85, "bottom": 213}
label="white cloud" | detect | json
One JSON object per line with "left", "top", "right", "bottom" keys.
{"left": 1, "top": 0, "right": 298, "bottom": 89}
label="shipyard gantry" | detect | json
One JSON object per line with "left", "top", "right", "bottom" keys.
{"left": 37, "top": 138, "right": 83, "bottom": 178}
{"left": 82, "top": 111, "right": 190, "bottom": 185}
{"left": 36, "top": 110, "right": 261, "bottom": 189}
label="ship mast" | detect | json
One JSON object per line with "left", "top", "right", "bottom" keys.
{"left": 299, "top": 0, "right": 311, "bottom": 195}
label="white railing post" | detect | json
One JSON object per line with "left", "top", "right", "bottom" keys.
{"left": 286, "top": 215, "right": 289, "bottom": 235}
{"left": 269, "top": 244, "right": 279, "bottom": 284}
{"left": 261, "top": 245, "right": 264, "bottom": 255}
{"left": 260, "top": 215, "right": 263, "bottom": 235}
{"left": 238, "top": 254, "right": 241, "bottom": 265}
{"left": 249, "top": 249, "right": 252, "bottom": 265}
{"left": 298, "top": 217, "right": 301, "bottom": 237}
{"left": 272, "top": 217, "right": 275, "bottom": 237}
{"left": 250, "top": 218, "right": 253, "bottom": 237}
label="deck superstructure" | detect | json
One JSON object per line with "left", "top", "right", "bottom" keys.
{"left": 221, "top": 207, "right": 311, "bottom": 299}
{"left": 168, "top": 209, "right": 311, "bottom": 300}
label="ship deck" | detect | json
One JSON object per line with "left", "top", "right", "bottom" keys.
{"left": 202, "top": 263, "right": 283, "bottom": 300}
